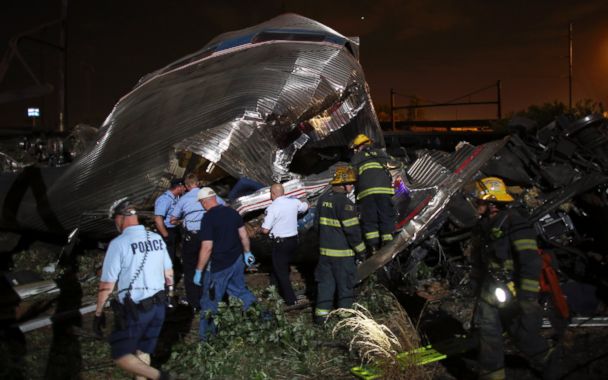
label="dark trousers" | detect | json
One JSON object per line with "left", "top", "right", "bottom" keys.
{"left": 270, "top": 236, "right": 298, "bottom": 305}
{"left": 199, "top": 258, "right": 256, "bottom": 340}
{"left": 164, "top": 228, "right": 181, "bottom": 271}
{"left": 182, "top": 231, "right": 202, "bottom": 307}
{"left": 314, "top": 255, "right": 356, "bottom": 320}
{"left": 360, "top": 194, "right": 395, "bottom": 249}
{"left": 476, "top": 299, "right": 555, "bottom": 380}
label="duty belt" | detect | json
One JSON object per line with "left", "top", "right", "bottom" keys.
{"left": 136, "top": 291, "right": 167, "bottom": 311}
{"left": 272, "top": 235, "right": 298, "bottom": 244}
{"left": 184, "top": 230, "right": 199, "bottom": 242}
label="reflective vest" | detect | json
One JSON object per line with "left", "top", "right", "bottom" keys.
{"left": 475, "top": 208, "right": 542, "bottom": 298}
{"left": 316, "top": 189, "right": 366, "bottom": 257}
{"left": 351, "top": 147, "right": 393, "bottom": 200}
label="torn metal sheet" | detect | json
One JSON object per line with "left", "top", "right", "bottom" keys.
{"left": 356, "top": 138, "right": 510, "bottom": 283}
{"left": 0, "top": 14, "right": 382, "bottom": 238}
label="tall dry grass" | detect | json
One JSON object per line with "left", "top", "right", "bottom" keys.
{"left": 330, "top": 297, "right": 436, "bottom": 379}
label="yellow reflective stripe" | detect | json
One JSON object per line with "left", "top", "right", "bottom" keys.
{"left": 319, "top": 217, "right": 341, "bottom": 227}
{"left": 342, "top": 217, "right": 360, "bottom": 227}
{"left": 365, "top": 231, "right": 379, "bottom": 239}
{"left": 358, "top": 162, "right": 384, "bottom": 175}
{"left": 357, "top": 187, "right": 394, "bottom": 200}
{"left": 354, "top": 242, "right": 366, "bottom": 253}
{"left": 320, "top": 248, "right": 354, "bottom": 257}
{"left": 381, "top": 234, "right": 393, "bottom": 242}
{"left": 521, "top": 278, "right": 540, "bottom": 292}
{"left": 315, "top": 308, "right": 330, "bottom": 316}
{"left": 503, "top": 259, "right": 514, "bottom": 270}
{"left": 513, "top": 239, "right": 537, "bottom": 251}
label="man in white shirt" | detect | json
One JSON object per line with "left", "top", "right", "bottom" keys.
{"left": 260, "top": 183, "right": 309, "bottom": 305}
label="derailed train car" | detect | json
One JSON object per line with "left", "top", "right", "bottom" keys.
{"left": 0, "top": 13, "right": 383, "bottom": 239}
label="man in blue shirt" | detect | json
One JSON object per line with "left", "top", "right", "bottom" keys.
{"left": 193, "top": 187, "right": 256, "bottom": 340}
{"left": 170, "top": 174, "right": 224, "bottom": 309}
{"left": 154, "top": 178, "right": 185, "bottom": 270}
{"left": 93, "top": 199, "right": 174, "bottom": 380}
{"left": 261, "top": 183, "right": 309, "bottom": 305}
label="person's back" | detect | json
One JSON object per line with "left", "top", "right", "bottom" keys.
{"left": 199, "top": 204, "right": 243, "bottom": 272}
{"left": 105, "top": 225, "right": 169, "bottom": 303}
{"left": 265, "top": 196, "right": 306, "bottom": 235}
{"left": 350, "top": 146, "right": 392, "bottom": 197}
{"left": 196, "top": 188, "right": 256, "bottom": 340}
{"left": 317, "top": 185, "right": 365, "bottom": 255}
{"left": 314, "top": 167, "right": 364, "bottom": 324}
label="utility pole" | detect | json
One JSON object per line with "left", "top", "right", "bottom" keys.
{"left": 568, "top": 22, "right": 573, "bottom": 110}
{"left": 58, "top": 0, "right": 68, "bottom": 132}
{"left": 496, "top": 80, "right": 502, "bottom": 119}
{"left": 390, "top": 88, "right": 395, "bottom": 131}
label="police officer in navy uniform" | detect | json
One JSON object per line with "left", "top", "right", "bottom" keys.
{"left": 193, "top": 187, "right": 257, "bottom": 340}
{"left": 349, "top": 134, "right": 395, "bottom": 253}
{"left": 170, "top": 174, "right": 225, "bottom": 309}
{"left": 154, "top": 178, "right": 185, "bottom": 270}
{"left": 471, "top": 177, "right": 559, "bottom": 380}
{"left": 314, "top": 166, "right": 366, "bottom": 324}
{"left": 260, "top": 183, "right": 309, "bottom": 306}
{"left": 93, "top": 199, "right": 174, "bottom": 380}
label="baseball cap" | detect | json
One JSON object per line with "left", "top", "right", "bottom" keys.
{"left": 170, "top": 178, "right": 184, "bottom": 188}
{"left": 197, "top": 187, "right": 216, "bottom": 200}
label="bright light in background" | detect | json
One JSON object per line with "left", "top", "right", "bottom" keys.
{"left": 27, "top": 108, "right": 40, "bottom": 117}
{"left": 360, "top": 16, "right": 365, "bottom": 20}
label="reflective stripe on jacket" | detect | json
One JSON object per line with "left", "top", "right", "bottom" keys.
{"left": 351, "top": 147, "right": 393, "bottom": 200}
{"left": 474, "top": 208, "right": 542, "bottom": 298}
{"left": 316, "top": 190, "right": 365, "bottom": 257}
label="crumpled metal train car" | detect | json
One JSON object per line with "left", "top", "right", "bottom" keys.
{"left": 0, "top": 13, "right": 382, "bottom": 239}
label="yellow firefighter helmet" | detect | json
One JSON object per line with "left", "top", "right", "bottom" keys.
{"left": 475, "top": 177, "right": 514, "bottom": 202}
{"left": 349, "top": 134, "right": 372, "bottom": 149}
{"left": 330, "top": 166, "right": 357, "bottom": 185}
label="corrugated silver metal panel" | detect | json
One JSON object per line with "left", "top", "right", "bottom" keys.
{"left": 407, "top": 144, "right": 478, "bottom": 188}
{"left": 357, "top": 138, "right": 510, "bottom": 282}
{"left": 0, "top": 14, "right": 382, "bottom": 238}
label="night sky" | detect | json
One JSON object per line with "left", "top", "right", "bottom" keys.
{"left": 1, "top": 0, "right": 607, "bottom": 129}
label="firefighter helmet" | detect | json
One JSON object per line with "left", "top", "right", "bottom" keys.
{"left": 330, "top": 166, "right": 357, "bottom": 185}
{"left": 474, "top": 177, "right": 514, "bottom": 202}
{"left": 349, "top": 134, "right": 372, "bottom": 149}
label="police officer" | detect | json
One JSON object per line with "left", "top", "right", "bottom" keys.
{"left": 349, "top": 134, "right": 395, "bottom": 252}
{"left": 154, "top": 178, "right": 185, "bottom": 269}
{"left": 193, "top": 187, "right": 257, "bottom": 340}
{"left": 314, "top": 167, "right": 366, "bottom": 324}
{"left": 471, "top": 177, "right": 558, "bottom": 380}
{"left": 170, "top": 174, "right": 225, "bottom": 309}
{"left": 260, "top": 183, "right": 309, "bottom": 306}
{"left": 93, "top": 199, "right": 174, "bottom": 380}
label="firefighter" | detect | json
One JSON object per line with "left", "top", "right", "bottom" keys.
{"left": 349, "top": 134, "right": 395, "bottom": 252}
{"left": 314, "top": 166, "right": 366, "bottom": 324}
{"left": 471, "top": 177, "right": 559, "bottom": 380}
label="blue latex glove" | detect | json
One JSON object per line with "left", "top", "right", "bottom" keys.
{"left": 244, "top": 251, "right": 256, "bottom": 267}
{"left": 193, "top": 269, "right": 202, "bottom": 286}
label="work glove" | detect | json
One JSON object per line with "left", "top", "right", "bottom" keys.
{"left": 93, "top": 312, "right": 106, "bottom": 338}
{"left": 244, "top": 251, "right": 256, "bottom": 267}
{"left": 193, "top": 270, "right": 202, "bottom": 286}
